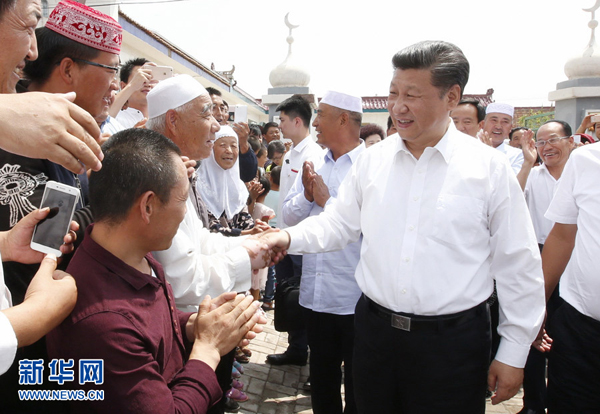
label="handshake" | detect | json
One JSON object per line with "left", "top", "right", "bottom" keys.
{"left": 241, "top": 229, "right": 292, "bottom": 270}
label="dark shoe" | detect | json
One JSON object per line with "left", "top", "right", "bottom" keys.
{"left": 224, "top": 397, "right": 240, "bottom": 413}
{"left": 262, "top": 301, "right": 274, "bottom": 311}
{"left": 266, "top": 352, "right": 307, "bottom": 366}
{"left": 302, "top": 378, "right": 311, "bottom": 392}
{"left": 516, "top": 408, "right": 546, "bottom": 414}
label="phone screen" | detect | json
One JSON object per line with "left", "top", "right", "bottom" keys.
{"left": 32, "top": 188, "right": 78, "bottom": 250}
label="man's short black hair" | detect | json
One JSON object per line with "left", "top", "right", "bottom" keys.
{"left": 509, "top": 127, "right": 527, "bottom": 140}
{"left": 206, "top": 86, "right": 221, "bottom": 97}
{"left": 120, "top": 57, "right": 149, "bottom": 83}
{"left": 458, "top": 98, "right": 485, "bottom": 123}
{"left": 276, "top": 94, "right": 312, "bottom": 128}
{"left": 392, "top": 40, "right": 469, "bottom": 99}
{"left": 23, "top": 27, "right": 101, "bottom": 85}
{"left": 90, "top": 128, "right": 182, "bottom": 225}
{"left": 248, "top": 137, "right": 261, "bottom": 153}
{"left": 249, "top": 124, "right": 263, "bottom": 137}
{"left": 267, "top": 140, "right": 285, "bottom": 159}
{"left": 540, "top": 120, "right": 572, "bottom": 137}
{"left": 0, "top": 0, "right": 16, "bottom": 21}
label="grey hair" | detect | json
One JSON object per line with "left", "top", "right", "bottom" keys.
{"left": 146, "top": 98, "right": 200, "bottom": 135}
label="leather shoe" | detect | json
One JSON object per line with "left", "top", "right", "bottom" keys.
{"left": 516, "top": 408, "right": 546, "bottom": 414}
{"left": 266, "top": 352, "right": 307, "bottom": 366}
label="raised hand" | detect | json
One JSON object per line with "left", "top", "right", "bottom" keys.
{"left": 312, "top": 175, "right": 331, "bottom": 208}
{"left": 302, "top": 161, "right": 316, "bottom": 202}
{"left": 477, "top": 129, "right": 493, "bottom": 147}
{"left": 0, "top": 92, "right": 103, "bottom": 174}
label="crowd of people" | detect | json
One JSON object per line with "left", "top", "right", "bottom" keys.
{"left": 0, "top": 0, "right": 599, "bottom": 414}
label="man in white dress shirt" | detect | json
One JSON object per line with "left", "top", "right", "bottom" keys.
{"left": 542, "top": 140, "right": 600, "bottom": 413}
{"left": 262, "top": 40, "right": 545, "bottom": 413}
{"left": 481, "top": 103, "right": 524, "bottom": 174}
{"left": 281, "top": 91, "right": 364, "bottom": 414}
{"left": 266, "top": 94, "right": 323, "bottom": 366}
{"left": 517, "top": 120, "right": 574, "bottom": 414}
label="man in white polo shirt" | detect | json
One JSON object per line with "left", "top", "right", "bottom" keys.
{"left": 542, "top": 140, "right": 600, "bottom": 413}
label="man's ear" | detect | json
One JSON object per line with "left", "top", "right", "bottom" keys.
{"left": 58, "top": 58, "right": 77, "bottom": 86}
{"left": 446, "top": 84, "right": 461, "bottom": 111}
{"left": 339, "top": 111, "right": 349, "bottom": 127}
{"left": 120, "top": 81, "right": 127, "bottom": 90}
{"left": 165, "top": 109, "right": 178, "bottom": 136}
{"left": 138, "top": 191, "right": 156, "bottom": 225}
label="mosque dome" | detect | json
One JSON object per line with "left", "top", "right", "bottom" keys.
{"left": 269, "top": 56, "right": 310, "bottom": 87}
{"left": 269, "top": 13, "right": 310, "bottom": 88}
{"left": 565, "top": 10, "right": 600, "bottom": 79}
{"left": 564, "top": 48, "right": 600, "bottom": 79}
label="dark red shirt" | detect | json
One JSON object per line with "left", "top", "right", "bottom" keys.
{"left": 46, "top": 225, "right": 221, "bottom": 413}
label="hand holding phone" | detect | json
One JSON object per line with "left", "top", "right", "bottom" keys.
{"left": 30, "top": 181, "right": 80, "bottom": 257}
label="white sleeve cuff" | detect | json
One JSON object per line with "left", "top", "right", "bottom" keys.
{"left": 0, "top": 311, "right": 18, "bottom": 375}
{"left": 493, "top": 338, "right": 531, "bottom": 369}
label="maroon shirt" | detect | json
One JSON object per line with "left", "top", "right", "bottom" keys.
{"left": 46, "top": 225, "right": 222, "bottom": 413}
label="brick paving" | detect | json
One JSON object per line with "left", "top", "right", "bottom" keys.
{"left": 232, "top": 311, "right": 526, "bottom": 414}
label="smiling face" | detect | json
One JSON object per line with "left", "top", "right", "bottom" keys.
{"left": 451, "top": 103, "right": 480, "bottom": 137}
{"left": 213, "top": 135, "right": 238, "bottom": 170}
{"left": 70, "top": 51, "right": 120, "bottom": 120}
{"left": 312, "top": 102, "right": 342, "bottom": 149}
{"left": 264, "top": 126, "right": 281, "bottom": 143}
{"left": 536, "top": 122, "right": 573, "bottom": 170}
{"left": 0, "top": 0, "right": 41, "bottom": 93}
{"left": 173, "top": 95, "right": 220, "bottom": 160}
{"left": 387, "top": 68, "right": 459, "bottom": 154}
{"left": 482, "top": 112, "right": 513, "bottom": 148}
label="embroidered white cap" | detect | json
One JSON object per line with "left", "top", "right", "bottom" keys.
{"left": 320, "top": 91, "right": 363, "bottom": 113}
{"left": 147, "top": 74, "right": 208, "bottom": 119}
{"left": 486, "top": 102, "right": 514, "bottom": 118}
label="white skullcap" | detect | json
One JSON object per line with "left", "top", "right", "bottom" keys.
{"left": 486, "top": 102, "right": 514, "bottom": 118}
{"left": 320, "top": 91, "right": 363, "bottom": 113}
{"left": 147, "top": 74, "right": 208, "bottom": 119}
{"left": 215, "top": 125, "right": 238, "bottom": 141}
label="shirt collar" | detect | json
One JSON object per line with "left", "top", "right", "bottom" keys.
{"left": 81, "top": 224, "right": 162, "bottom": 291}
{"left": 394, "top": 118, "right": 454, "bottom": 164}
{"left": 292, "top": 135, "right": 313, "bottom": 153}
{"left": 324, "top": 141, "right": 366, "bottom": 164}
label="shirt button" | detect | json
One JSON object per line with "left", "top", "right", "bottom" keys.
{"left": 413, "top": 196, "right": 419, "bottom": 201}
{"left": 408, "top": 225, "right": 415, "bottom": 231}
{"left": 418, "top": 169, "right": 424, "bottom": 174}
{"left": 402, "top": 289, "right": 407, "bottom": 294}
{"left": 403, "top": 257, "right": 410, "bottom": 262}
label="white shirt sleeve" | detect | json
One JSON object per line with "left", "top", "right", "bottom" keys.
{"left": 545, "top": 154, "right": 578, "bottom": 225}
{"left": 287, "top": 159, "right": 363, "bottom": 253}
{"left": 487, "top": 160, "right": 545, "bottom": 368}
{"left": 1, "top": 257, "right": 18, "bottom": 375}
{"left": 153, "top": 199, "right": 251, "bottom": 312}
{"left": 0, "top": 311, "right": 18, "bottom": 375}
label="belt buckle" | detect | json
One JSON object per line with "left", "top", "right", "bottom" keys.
{"left": 391, "top": 314, "right": 411, "bottom": 331}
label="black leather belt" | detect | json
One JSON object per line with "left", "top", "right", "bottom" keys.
{"left": 364, "top": 295, "right": 486, "bottom": 332}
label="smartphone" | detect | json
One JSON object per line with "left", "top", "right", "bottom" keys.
{"left": 592, "top": 115, "right": 600, "bottom": 123}
{"left": 228, "top": 105, "right": 248, "bottom": 123}
{"left": 149, "top": 65, "right": 173, "bottom": 81}
{"left": 30, "top": 181, "right": 80, "bottom": 257}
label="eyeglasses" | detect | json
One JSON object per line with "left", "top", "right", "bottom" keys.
{"left": 71, "top": 58, "right": 120, "bottom": 74}
{"left": 534, "top": 136, "right": 570, "bottom": 148}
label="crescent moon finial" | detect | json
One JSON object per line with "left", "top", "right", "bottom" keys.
{"left": 285, "top": 12, "right": 300, "bottom": 30}
{"left": 583, "top": 0, "right": 600, "bottom": 12}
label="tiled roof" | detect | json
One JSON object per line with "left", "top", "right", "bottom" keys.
{"left": 357, "top": 88, "right": 495, "bottom": 111}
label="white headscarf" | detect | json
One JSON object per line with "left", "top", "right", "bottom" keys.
{"left": 196, "top": 125, "right": 249, "bottom": 220}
